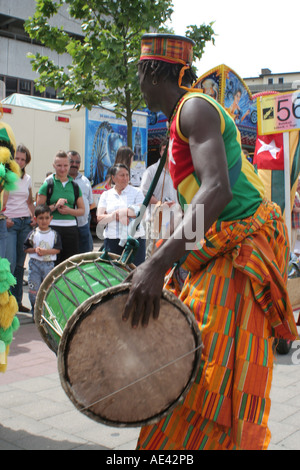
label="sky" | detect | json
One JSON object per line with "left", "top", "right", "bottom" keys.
{"left": 168, "top": 0, "right": 300, "bottom": 79}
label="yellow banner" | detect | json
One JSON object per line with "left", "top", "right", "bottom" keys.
{"left": 257, "top": 91, "right": 300, "bottom": 135}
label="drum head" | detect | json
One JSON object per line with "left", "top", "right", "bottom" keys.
{"left": 58, "top": 284, "right": 202, "bottom": 428}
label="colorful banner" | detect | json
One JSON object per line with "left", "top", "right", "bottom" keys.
{"left": 147, "top": 110, "right": 168, "bottom": 148}
{"left": 257, "top": 91, "right": 300, "bottom": 135}
{"left": 254, "top": 130, "right": 300, "bottom": 216}
{"left": 194, "top": 64, "right": 257, "bottom": 148}
{"left": 253, "top": 133, "right": 284, "bottom": 170}
{"left": 84, "top": 107, "right": 148, "bottom": 188}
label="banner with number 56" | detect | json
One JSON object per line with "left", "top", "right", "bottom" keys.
{"left": 257, "top": 91, "right": 300, "bottom": 135}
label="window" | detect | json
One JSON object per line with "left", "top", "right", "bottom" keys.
{"left": 268, "top": 78, "right": 273, "bottom": 84}
{"left": 45, "top": 87, "right": 57, "bottom": 99}
{"left": 33, "top": 86, "right": 44, "bottom": 97}
{"left": 5, "top": 77, "right": 17, "bottom": 96}
{"left": 278, "top": 77, "right": 284, "bottom": 84}
{"left": 0, "top": 75, "right": 58, "bottom": 99}
{"left": 19, "top": 79, "right": 32, "bottom": 95}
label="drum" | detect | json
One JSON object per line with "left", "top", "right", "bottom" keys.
{"left": 58, "top": 283, "right": 202, "bottom": 428}
{"left": 34, "top": 252, "right": 134, "bottom": 354}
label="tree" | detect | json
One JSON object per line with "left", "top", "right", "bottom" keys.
{"left": 25, "top": 0, "right": 215, "bottom": 147}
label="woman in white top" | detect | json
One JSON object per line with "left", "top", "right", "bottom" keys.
{"left": 4, "top": 144, "right": 35, "bottom": 312}
{"left": 97, "top": 163, "right": 146, "bottom": 265}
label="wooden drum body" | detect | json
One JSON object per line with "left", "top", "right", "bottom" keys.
{"left": 58, "top": 284, "right": 202, "bottom": 428}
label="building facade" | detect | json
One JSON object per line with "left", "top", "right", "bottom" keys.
{"left": 2, "top": 2, "right": 300, "bottom": 101}
{"left": 244, "top": 68, "right": 300, "bottom": 95}
{"left": 0, "top": 0, "right": 83, "bottom": 99}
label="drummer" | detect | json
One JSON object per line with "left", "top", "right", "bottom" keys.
{"left": 123, "top": 34, "right": 299, "bottom": 450}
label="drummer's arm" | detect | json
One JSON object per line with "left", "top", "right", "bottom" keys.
{"left": 123, "top": 98, "right": 233, "bottom": 327}
{"left": 149, "top": 98, "right": 232, "bottom": 268}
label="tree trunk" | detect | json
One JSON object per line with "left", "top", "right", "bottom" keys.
{"left": 125, "top": 89, "right": 133, "bottom": 149}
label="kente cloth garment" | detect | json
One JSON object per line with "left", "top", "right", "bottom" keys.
{"left": 168, "top": 92, "right": 265, "bottom": 221}
{"left": 137, "top": 200, "right": 299, "bottom": 450}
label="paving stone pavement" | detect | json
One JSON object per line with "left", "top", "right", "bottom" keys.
{"left": 0, "top": 313, "right": 140, "bottom": 450}
{"left": 1, "top": 310, "right": 300, "bottom": 451}
{"left": 1, "top": 254, "right": 300, "bottom": 450}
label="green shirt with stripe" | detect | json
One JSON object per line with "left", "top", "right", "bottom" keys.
{"left": 39, "top": 175, "right": 82, "bottom": 221}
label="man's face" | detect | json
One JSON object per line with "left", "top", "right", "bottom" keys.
{"left": 68, "top": 154, "right": 81, "bottom": 177}
{"left": 138, "top": 66, "right": 160, "bottom": 112}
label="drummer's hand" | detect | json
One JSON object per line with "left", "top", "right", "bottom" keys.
{"left": 123, "top": 260, "right": 165, "bottom": 328}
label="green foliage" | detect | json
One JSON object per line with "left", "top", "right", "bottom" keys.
{"left": 25, "top": 0, "right": 216, "bottom": 144}
{"left": 185, "top": 22, "right": 216, "bottom": 60}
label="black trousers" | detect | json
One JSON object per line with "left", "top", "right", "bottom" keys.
{"left": 103, "top": 238, "right": 146, "bottom": 266}
{"left": 52, "top": 225, "right": 79, "bottom": 265}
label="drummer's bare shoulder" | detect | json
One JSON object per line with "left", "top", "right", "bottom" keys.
{"left": 179, "top": 95, "right": 222, "bottom": 142}
{"left": 179, "top": 97, "right": 230, "bottom": 192}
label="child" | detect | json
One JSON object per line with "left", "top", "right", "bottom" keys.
{"left": 24, "top": 204, "right": 62, "bottom": 316}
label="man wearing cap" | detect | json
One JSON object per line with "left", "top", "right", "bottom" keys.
{"left": 123, "top": 34, "right": 298, "bottom": 450}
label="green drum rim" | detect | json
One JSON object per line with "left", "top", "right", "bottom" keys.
{"left": 34, "top": 252, "right": 134, "bottom": 354}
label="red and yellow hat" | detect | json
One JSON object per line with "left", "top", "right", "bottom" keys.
{"left": 140, "top": 33, "right": 195, "bottom": 66}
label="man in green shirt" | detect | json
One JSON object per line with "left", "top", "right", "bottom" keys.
{"left": 37, "top": 151, "right": 85, "bottom": 264}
